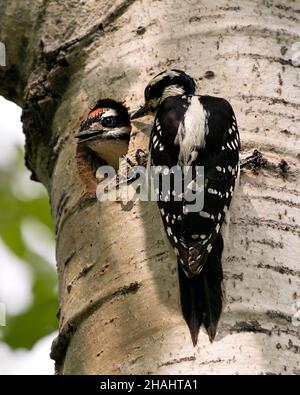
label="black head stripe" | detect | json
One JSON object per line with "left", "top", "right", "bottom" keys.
{"left": 145, "top": 70, "right": 196, "bottom": 101}
{"left": 89, "top": 99, "right": 130, "bottom": 126}
{"left": 80, "top": 99, "right": 130, "bottom": 131}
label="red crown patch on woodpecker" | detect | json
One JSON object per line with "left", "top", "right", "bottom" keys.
{"left": 88, "top": 108, "right": 105, "bottom": 118}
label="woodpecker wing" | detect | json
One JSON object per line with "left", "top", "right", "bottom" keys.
{"left": 151, "top": 95, "right": 240, "bottom": 277}
{"left": 179, "top": 95, "right": 240, "bottom": 275}
{"left": 150, "top": 96, "right": 189, "bottom": 254}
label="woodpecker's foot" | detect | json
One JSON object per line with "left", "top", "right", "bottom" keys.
{"left": 240, "top": 149, "right": 267, "bottom": 170}
{"left": 121, "top": 149, "right": 148, "bottom": 169}
{"left": 135, "top": 149, "right": 148, "bottom": 167}
{"left": 116, "top": 150, "right": 148, "bottom": 187}
{"left": 124, "top": 155, "right": 136, "bottom": 168}
{"left": 117, "top": 155, "right": 139, "bottom": 187}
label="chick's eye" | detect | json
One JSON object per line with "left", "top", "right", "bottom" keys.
{"left": 102, "top": 116, "right": 118, "bottom": 127}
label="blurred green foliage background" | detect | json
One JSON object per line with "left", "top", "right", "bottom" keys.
{"left": 0, "top": 147, "right": 58, "bottom": 350}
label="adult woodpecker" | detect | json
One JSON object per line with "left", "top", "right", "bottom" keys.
{"left": 75, "top": 99, "right": 131, "bottom": 170}
{"left": 131, "top": 69, "right": 240, "bottom": 345}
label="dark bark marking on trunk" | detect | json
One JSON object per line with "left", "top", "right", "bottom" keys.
{"left": 242, "top": 181, "right": 300, "bottom": 198}
{"left": 159, "top": 355, "right": 196, "bottom": 367}
{"left": 216, "top": 53, "right": 296, "bottom": 67}
{"left": 266, "top": 310, "right": 292, "bottom": 323}
{"left": 50, "top": 281, "right": 141, "bottom": 370}
{"left": 250, "top": 195, "right": 299, "bottom": 209}
{"left": 250, "top": 239, "right": 284, "bottom": 249}
{"left": 22, "top": 52, "right": 70, "bottom": 183}
{"left": 245, "top": 109, "right": 300, "bottom": 122}
{"left": 287, "top": 339, "right": 300, "bottom": 354}
{"left": 237, "top": 95, "right": 300, "bottom": 110}
{"left": 224, "top": 272, "right": 244, "bottom": 281}
{"left": 55, "top": 191, "right": 70, "bottom": 235}
{"left": 274, "top": 3, "right": 300, "bottom": 14}
{"left": 230, "top": 320, "right": 272, "bottom": 336}
{"left": 67, "top": 262, "right": 96, "bottom": 293}
{"left": 56, "top": 195, "right": 97, "bottom": 238}
{"left": 228, "top": 25, "right": 299, "bottom": 40}
{"left": 257, "top": 263, "right": 300, "bottom": 278}
{"left": 189, "top": 14, "right": 223, "bottom": 23}
{"left": 63, "top": 250, "right": 77, "bottom": 268}
{"left": 239, "top": 216, "right": 300, "bottom": 237}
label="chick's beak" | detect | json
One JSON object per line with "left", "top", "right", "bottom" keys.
{"left": 130, "top": 103, "right": 149, "bottom": 120}
{"left": 74, "top": 129, "right": 103, "bottom": 143}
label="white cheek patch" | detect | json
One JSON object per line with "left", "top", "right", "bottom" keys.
{"left": 102, "top": 109, "right": 118, "bottom": 118}
{"left": 104, "top": 126, "right": 131, "bottom": 138}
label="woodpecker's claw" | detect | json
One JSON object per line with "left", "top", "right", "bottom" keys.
{"left": 116, "top": 150, "right": 148, "bottom": 188}
{"left": 135, "top": 149, "right": 148, "bottom": 166}
{"left": 124, "top": 155, "right": 136, "bottom": 168}
{"left": 240, "top": 149, "right": 266, "bottom": 169}
{"left": 117, "top": 155, "right": 138, "bottom": 187}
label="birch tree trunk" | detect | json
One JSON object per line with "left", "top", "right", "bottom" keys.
{"left": 1, "top": 0, "right": 300, "bottom": 374}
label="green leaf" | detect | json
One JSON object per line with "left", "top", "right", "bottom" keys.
{"left": 0, "top": 148, "right": 58, "bottom": 349}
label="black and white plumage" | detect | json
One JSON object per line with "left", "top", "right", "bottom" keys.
{"left": 75, "top": 99, "right": 131, "bottom": 169}
{"left": 132, "top": 70, "right": 240, "bottom": 345}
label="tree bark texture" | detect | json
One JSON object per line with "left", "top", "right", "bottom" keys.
{"left": 1, "top": 0, "right": 300, "bottom": 374}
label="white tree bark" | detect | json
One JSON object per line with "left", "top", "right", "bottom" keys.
{"left": 1, "top": 0, "right": 299, "bottom": 374}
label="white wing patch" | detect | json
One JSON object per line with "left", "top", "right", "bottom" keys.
{"left": 176, "top": 96, "right": 208, "bottom": 165}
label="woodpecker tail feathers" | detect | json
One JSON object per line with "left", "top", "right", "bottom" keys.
{"left": 178, "top": 233, "right": 224, "bottom": 345}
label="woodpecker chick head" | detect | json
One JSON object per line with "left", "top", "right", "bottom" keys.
{"left": 75, "top": 99, "right": 130, "bottom": 169}
{"left": 131, "top": 69, "right": 196, "bottom": 119}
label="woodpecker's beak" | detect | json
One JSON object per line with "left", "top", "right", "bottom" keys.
{"left": 74, "top": 129, "right": 103, "bottom": 143}
{"left": 130, "top": 104, "right": 149, "bottom": 120}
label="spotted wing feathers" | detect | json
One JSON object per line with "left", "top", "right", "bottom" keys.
{"left": 151, "top": 94, "right": 240, "bottom": 277}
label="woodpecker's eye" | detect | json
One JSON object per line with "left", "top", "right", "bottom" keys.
{"left": 102, "top": 116, "right": 118, "bottom": 128}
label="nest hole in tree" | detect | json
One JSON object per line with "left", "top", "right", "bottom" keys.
{"left": 75, "top": 145, "right": 111, "bottom": 195}
{"left": 74, "top": 99, "right": 131, "bottom": 194}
